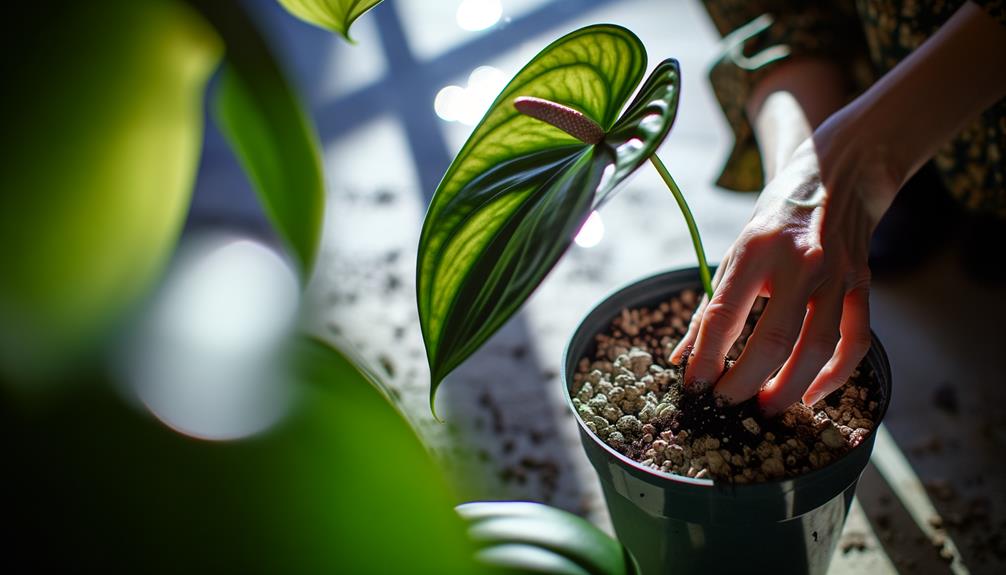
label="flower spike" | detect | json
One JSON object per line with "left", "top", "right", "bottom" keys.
{"left": 514, "top": 96, "right": 605, "bottom": 145}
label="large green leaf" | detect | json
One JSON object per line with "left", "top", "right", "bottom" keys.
{"left": 457, "top": 501, "right": 640, "bottom": 575}
{"left": 277, "top": 0, "right": 382, "bottom": 41}
{"left": 416, "top": 24, "right": 681, "bottom": 407}
{"left": 0, "top": 0, "right": 221, "bottom": 382}
{"left": 6, "top": 337, "right": 477, "bottom": 573}
{"left": 199, "top": 1, "right": 325, "bottom": 280}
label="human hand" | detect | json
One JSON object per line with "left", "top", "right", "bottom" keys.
{"left": 668, "top": 0, "right": 1006, "bottom": 417}
{"left": 669, "top": 132, "right": 898, "bottom": 415}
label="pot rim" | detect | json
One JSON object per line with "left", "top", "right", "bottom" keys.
{"left": 561, "top": 267, "right": 892, "bottom": 493}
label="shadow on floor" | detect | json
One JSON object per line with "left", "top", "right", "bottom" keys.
{"left": 439, "top": 312, "right": 588, "bottom": 513}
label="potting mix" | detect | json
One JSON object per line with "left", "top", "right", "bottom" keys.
{"left": 571, "top": 290, "right": 881, "bottom": 483}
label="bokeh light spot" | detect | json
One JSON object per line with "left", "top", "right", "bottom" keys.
{"left": 456, "top": 0, "right": 502, "bottom": 31}
{"left": 122, "top": 235, "right": 299, "bottom": 441}
{"left": 434, "top": 65, "right": 507, "bottom": 126}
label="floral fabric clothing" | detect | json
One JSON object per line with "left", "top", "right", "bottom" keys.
{"left": 702, "top": 0, "right": 1006, "bottom": 217}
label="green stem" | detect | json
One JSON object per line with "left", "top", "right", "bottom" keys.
{"left": 649, "top": 154, "right": 713, "bottom": 299}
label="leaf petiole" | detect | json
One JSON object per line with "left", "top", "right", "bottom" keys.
{"left": 649, "top": 154, "right": 713, "bottom": 299}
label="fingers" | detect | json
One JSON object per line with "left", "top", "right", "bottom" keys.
{"left": 669, "top": 252, "right": 732, "bottom": 364}
{"left": 683, "top": 254, "right": 763, "bottom": 392}
{"left": 757, "top": 283, "right": 844, "bottom": 415}
{"left": 714, "top": 281, "right": 814, "bottom": 403}
{"left": 669, "top": 294, "right": 705, "bottom": 364}
{"left": 802, "top": 283, "right": 872, "bottom": 407}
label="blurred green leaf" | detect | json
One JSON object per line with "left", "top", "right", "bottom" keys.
{"left": 6, "top": 337, "right": 477, "bottom": 573}
{"left": 0, "top": 0, "right": 221, "bottom": 382}
{"left": 202, "top": 1, "right": 325, "bottom": 281}
{"left": 457, "top": 501, "right": 640, "bottom": 574}
{"left": 416, "top": 25, "right": 681, "bottom": 407}
{"left": 276, "top": 0, "right": 382, "bottom": 41}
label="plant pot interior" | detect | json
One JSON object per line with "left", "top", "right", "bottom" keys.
{"left": 564, "top": 269, "right": 891, "bottom": 487}
{"left": 561, "top": 269, "right": 893, "bottom": 575}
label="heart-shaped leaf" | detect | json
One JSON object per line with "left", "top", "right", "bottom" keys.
{"left": 200, "top": 1, "right": 325, "bottom": 281}
{"left": 457, "top": 501, "right": 640, "bottom": 575}
{"left": 416, "top": 24, "right": 680, "bottom": 408}
{"left": 277, "top": 0, "right": 382, "bottom": 41}
{"left": 600, "top": 58, "right": 681, "bottom": 207}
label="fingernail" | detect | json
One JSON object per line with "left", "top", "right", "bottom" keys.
{"left": 803, "top": 391, "right": 825, "bottom": 407}
{"left": 670, "top": 344, "right": 693, "bottom": 367}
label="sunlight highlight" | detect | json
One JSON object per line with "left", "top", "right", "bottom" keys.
{"left": 574, "top": 211, "right": 604, "bottom": 248}
{"left": 456, "top": 0, "right": 502, "bottom": 31}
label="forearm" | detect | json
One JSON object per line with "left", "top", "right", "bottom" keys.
{"left": 747, "top": 58, "right": 852, "bottom": 181}
{"left": 688, "top": 1, "right": 1006, "bottom": 412}
{"left": 819, "top": 1, "right": 1006, "bottom": 210}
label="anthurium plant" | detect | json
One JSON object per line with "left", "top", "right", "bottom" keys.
{"left": 417, "top": 24, "right": 712, "bottom": 410}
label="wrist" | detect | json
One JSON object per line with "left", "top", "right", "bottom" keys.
{"left": 811, "top": 105, "right": 902, "bottom": 225}
{"left": 811, "top": 1, "right": 1006, "bottom": 218}
{"left": 753, "top": 91, "right": 814, "bottom": 182}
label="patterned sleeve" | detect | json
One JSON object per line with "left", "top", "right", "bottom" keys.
{"left": 700, "top": 0, "right": 871, "bottom": 191}
{"left": 974, "top": 0, "right": 1006, "bottom": 25}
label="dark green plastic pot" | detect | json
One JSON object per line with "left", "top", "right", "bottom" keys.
{"left": 562, "top": 269, "right": 892, "bottom": 575}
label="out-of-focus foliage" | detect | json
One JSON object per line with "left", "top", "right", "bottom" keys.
{"left": 277, "top": 0, "right": 382, "bottom": 40}
{"left": 6, "top": 338, "right": 477, "bottom": 573}
{"left": 458, "top": 501, "right": 640, "bottom": 574}
{"left": 0, "top": 0, "right": 329, "bottom": 383}
{"left": 203, "top": 1, "right": 325, "bottom": 280}
{"left": 0, "top": 0, "right": 222, "bottom": 382}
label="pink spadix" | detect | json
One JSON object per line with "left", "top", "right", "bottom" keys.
{"left": 513, "top": 96, "right": 605, "bottom": 145}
